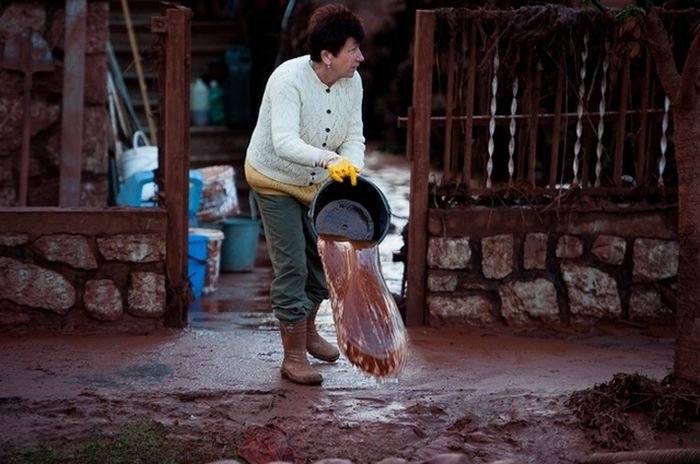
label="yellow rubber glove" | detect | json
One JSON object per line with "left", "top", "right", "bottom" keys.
{"left": 327, "top": 157, "right": 361, "bottom": 186}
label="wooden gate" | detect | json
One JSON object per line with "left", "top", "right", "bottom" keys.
{"left": 0, "top": 4, "right": 193, "bottom": 330}
{"left": 401, "top": 7, "right": 683, "bottom": 325}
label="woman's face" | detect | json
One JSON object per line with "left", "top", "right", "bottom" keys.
{"left": 328, "top": 37, "right": 364, "bottom": 79}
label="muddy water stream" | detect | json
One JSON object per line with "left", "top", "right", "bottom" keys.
{"left": 317, "top": 235, "right": 407, "bottom": 378}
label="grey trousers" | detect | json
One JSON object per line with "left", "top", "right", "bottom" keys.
{"left": 252, "top": 192, "right": 328, "bottom": 323}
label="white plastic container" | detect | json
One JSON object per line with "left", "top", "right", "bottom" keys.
{"left": 118, "top": 131, "right": 158, "bottom": 201}
{"left": 190, "top": 78, "right": 210, "bottom": 126}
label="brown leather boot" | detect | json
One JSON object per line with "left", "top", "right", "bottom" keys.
{"left": 306, "top": 304, "right": 340, "bottom": 362}
{"left": 280, "top": 321, "right": 322, "bottom": 385}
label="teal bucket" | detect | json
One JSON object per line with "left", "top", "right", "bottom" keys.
{"left": 220, "top": 216, "right": 261, "bottom": 272}
{"left": 188, "top": 233, "right": 208, "bottom": 300}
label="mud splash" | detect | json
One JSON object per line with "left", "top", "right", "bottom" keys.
{"left": 318, "top": 234, "right": 407, "bottom": 378}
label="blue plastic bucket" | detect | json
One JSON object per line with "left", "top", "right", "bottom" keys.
{"left": 188, "top": 233, "right": 208, "bottom": 300}
{"left": 220, "top": 216, "right": 261, "bottom": 272}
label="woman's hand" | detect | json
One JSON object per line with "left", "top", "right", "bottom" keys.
{"left": 315, "top": 151, "right": 342, "bottom": 168}
{"left": 327, "top": 157, "right": 361, "bottom": 186}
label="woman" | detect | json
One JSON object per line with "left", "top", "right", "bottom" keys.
{"left": 244, "top": 3, "right": 365, "bottom": 385}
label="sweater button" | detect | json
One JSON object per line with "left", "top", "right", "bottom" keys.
{"left": 326, "top": 109, "right": 331, "bottom": 114}
{"left": 325, "top": 88, "right": 330, "bottom": 93}
{"left": 322, "top": 143, "right": 326, "bottom": 147}
{"left": 325, "top": 128, "right": 330, "bottom": 133}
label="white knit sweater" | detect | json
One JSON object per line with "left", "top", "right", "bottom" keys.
{"left": 245, "top": 55, "right": 365, "bottom": 186}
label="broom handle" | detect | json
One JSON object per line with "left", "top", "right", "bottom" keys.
{"left": 120, "top": 0, "right": 157, "bottom": 145}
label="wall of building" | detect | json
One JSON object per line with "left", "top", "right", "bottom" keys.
{"left": 425, "top": 207, "right": 678, "bottom": 327}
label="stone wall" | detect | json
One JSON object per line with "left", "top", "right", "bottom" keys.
{"left": 0, "top": 1, "right": 109, "bottom": 206}
{"left": 0, "top": 209, "right": 172, "bottom": 333}
{"left": 425, "top": 207, "right": 678, "bottom": 327}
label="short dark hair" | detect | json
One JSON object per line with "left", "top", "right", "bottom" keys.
{"left": 307, "top": 4, "right": 365, "bottom": 62}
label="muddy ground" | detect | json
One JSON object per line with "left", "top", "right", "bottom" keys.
{"left": 1, "top": 316, "right": 698, "bottom": 464}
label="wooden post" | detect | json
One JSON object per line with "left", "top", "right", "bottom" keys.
{"left": 152, "top": 4, "right": 191, "bottom": 328}
{"left": 59, "top": 0, "right": 87, "bottom": 206}
{"left": 405, "top": 10, "right": 435, "bottom": 327}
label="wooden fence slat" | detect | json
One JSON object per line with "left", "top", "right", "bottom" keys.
{"left": 443, "top": 32, "right": 456, "bottom": 182}
{"left": 549, "top": 63, "right": 564, "bottom": 188}
{"left": 613, "top": 54, "right": 631, "bottom": 187}
{"left": 461, "top": 22, "right": 477, "bottom": 190}
{"left": 636, "top": 52, "right": 652, "bottom": 185}
{"left": 405, "top": 10, "right": 435, "bottom": 327}
{"left": 527, "top": 60, "right": 541, "bottom": 186}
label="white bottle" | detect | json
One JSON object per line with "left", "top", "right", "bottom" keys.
{"left": 190, "top": 78, "right": 210, "bottom": 126}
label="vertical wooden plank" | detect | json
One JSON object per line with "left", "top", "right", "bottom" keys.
{"left": 549, "top": 59, "right": 564, "bottom": 188}
{"left": 636, "top": 52, "right": 651, "bottom": 186}
{"left": 154, "top": 4, "right": 191, "bottom": 328}
{"left": 461, "top": 22, "right": 477, "bottom": 191}
{"left": 59, "top": 0, "right": 87, "bottom": 206}
{"left": 527, "top": 59, "right": 541, "bottom": 185}
{"left": 613, "top": 54, "right": 631, "bottom": 187}
{"left": 645, "top": 72, "right": 659, "bottom": 187}
{"left": 442, "top": 32, "right": 456, "bottom": 183}
{"left": 405, "top": 10, "right": 435, "bottom": 327}
{"left": 517, "top": 54, "right": 532, "bottom": 181}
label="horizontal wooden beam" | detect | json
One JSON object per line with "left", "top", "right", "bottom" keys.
{"left": 0, "top": 207, "right": 168, "bottom": 235}
{"left": 396, "top": 109, "right": 666, "bottom": 128}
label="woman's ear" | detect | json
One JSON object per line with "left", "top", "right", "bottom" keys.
{"left": 321, "top": 50, "right": 332, "bottom": 67}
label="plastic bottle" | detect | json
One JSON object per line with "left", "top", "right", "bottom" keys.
{"left": 208, "top": 80, "right": 226, "bottom": 126}
{"left": 190, "top": 78, "right": 209, "bottom": 126}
